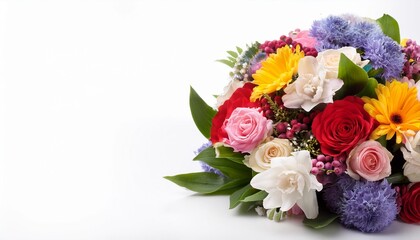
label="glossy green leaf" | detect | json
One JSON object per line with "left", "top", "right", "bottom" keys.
{"left": 194, "top": 146, "right": 216, "bottom": 160}
{"left": 241, "top": 190, "right": 268, "bottom": 203}
{"left": 189, "top": 86, "right": 217, "bottom": 139}
{"left": 194, "top": 147, "right": 251, "bottom": 179}
{"left": 334, "top": 53, "right": 369, "bottom": 99}
{"left": 215, "top": 146, "right": 245, "bottom": 164}
{"left": 303, "top": 210, "right": 338, "bottom": 229}
{"left": 377, "top": 14, "right": 400, "bottom": 43}
{"left": 229, "top": 184, "right": 259, "bottom": 209}
{"left": 376, "top": 135, "right": 387, "bottom": 148}
{"left": 356, "top": 77, "right": 378, "bottom": 98}
{"left": 386, "top": 172, "right": 410, "bottom": 185}
{"left": 164, "top": 172, "right": 248, "bottom": 194}
{"left": 195, "top": 157, "right": 251, "bottom": 179}
{"left": 367, "top": 67, "right": 384, "bottom": 78}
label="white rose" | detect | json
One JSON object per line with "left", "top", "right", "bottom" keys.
{"left": 250, "top": 150, "right": 323, "bottom": 219}
{"left": 215, "top": 79, "right": 245, "bottom": 108}
{"left": 244, "top": 138, "right": 293, "bottom": 172}
{"left": 401, "top": 131, "right": 420, "bottom": 182}
{"left": 317, "top": 47, "right": 369, "bottom": 79}
{"left": 282, "top": 56, "right": 343, "bottom": 112}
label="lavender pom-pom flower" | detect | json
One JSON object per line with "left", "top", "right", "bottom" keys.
{"left": 323, "top": 174, "right": 398, "bottom": 233}
{"left": 310, "top": 15, "right": 404, "bottom": 80}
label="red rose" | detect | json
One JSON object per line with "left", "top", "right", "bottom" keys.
{"left": 399, "top": 183, "right": 420, "bottom": 224}
{"left": 311, "top": 96, "right": 375, "bottom": 157}
{"left": 210, "top": 83, "right": 259, "bottom": 144}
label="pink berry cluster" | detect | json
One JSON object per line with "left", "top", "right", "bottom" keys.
{"left": 402, "top": 39, "right": 420, "bottom": 80}
{"left": 259, "top": 35, "right": 318, "bottom": 57}
{"left": 311, "top": 154, "right": 347, "bottom": 184}
{"left": 260, "top": 94, "right": 282, "bottom": 120}
{"left": 275, "top": 114, "right": 312, "bottom": 139}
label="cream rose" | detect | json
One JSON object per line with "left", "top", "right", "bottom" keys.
{"left": 317, "top": 47, "right": 369, "bottom": 79}
{"left": 244, "top": 138, "right": 293, "bottom": 172}
{"left": 401, "top": 131, "right": 420, "bottom": 182}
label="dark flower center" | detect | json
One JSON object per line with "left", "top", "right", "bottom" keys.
{"left": 390, "top": 114, "right": 403, "bottom": 124}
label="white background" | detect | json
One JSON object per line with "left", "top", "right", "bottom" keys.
{"left": 1, "top": 0, "right": 419, "bottom": 239}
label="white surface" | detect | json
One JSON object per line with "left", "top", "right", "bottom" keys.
{"left": 1, "top": 0, "right": 419, "bottom": 239}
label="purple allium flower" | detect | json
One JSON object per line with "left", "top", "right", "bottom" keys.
{"left": 348, "top": 21, "right": 382, "bottom": 48}
{"left": 363, "top": 33, "right": 404, "bottom": 80}
{"left": 323, "top": 174, "right": 398, "bottom": 233}
{"left": 310, "top": 16, "right": 351, "bottom": 50}
{"left": 340, "top": 178, "right": 397, "bottom": 233}
{"left": 322, "top": 174, "right": 355, "bottom": 213}
{"left": 195, "top": 142, "right": 224, "bottom": 177}
{"left": 309, "top": 14, "right": 404, "bottom": 80}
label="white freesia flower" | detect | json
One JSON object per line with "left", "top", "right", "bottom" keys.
{"left": 250, "top": 150, "right": 323, "bottom": 219}
{"left": 244, "top": 138, "right": 293, "bottom": 172}
{"left": 404, "top": 163, "right": 420, "bottom": 182}
{"left": 316, "top": 46, "right": 369, "bottom": 79}
{"left": 282, "top": 56, "right": 344, "bottom": 111}
{"left": 215, "top": 79, "right": 245, "bottom": 107}
{"left": 401, "top": 131, "right": 420, "bottom": 182}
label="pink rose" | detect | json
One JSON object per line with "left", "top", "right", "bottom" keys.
{"left": 223, "top": 107, "right": 273, "bottom": 153}
{"left": 346, "top": 140, "right": 393, "bottom": 181}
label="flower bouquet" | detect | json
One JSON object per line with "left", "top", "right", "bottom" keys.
{"left": 165, "top": 14, "right": 420, "bottom": 233}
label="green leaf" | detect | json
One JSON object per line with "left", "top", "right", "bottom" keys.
{"left": 377, "top": 14, "right": 400, "bottom": 43}
{"left": 194, "top": 147, "right": 251, "bottom": 179}
{"left": 236, "top": 46, "right": 243, "bottom": 54}
{"left": 386, "top": 172, "right": 410, "bottom": 185}
{"left": 334, "top": 53, "right": 369, "bottom": 99}
{"left": 356, "top": 77, "right": 378, "bottom": 98}
{"left": 376, "top": 135, "right": 387, "bottom": 148}
{"left": 227, "top": 50, "right": 238, "bottom": 58}
{"left": 189, "top": 86, "right": 217, "bottom": 139}
{"left": 228, "top": 56, "right": 236, "bottom": 62}
{"left": 229, "top": 184, "right": 259, "bottom": 209}
{"left": 194, "top": 146, "right": 217, "bottom": 160}
{"left": 303, "top": 210, "right": 338, "bottom": 229}
{"left": 367, "top": 67, "right": 384, "bottom": 78}
{"left": 241, "top": 190, "right": 268, "bottom": 203}
{"left": 215, "top": 146, "right": 245, "bottom": 164}
{"left": 216, "top": 59, "right": 235, "bottom": 68}
{"left": 164, "top": 172, "right": 248, "bottom": 194}
{"left": 195, "top": 156, "right": 251, "bottom": 179}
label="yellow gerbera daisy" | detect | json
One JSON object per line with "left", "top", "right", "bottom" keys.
{"left": 362, "top": 81, "right": 420, "bottom": 143}
{"left": 250, "top": 45, "right": 304, "bottom": 102}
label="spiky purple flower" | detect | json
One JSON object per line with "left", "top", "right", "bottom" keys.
{"left": 323, "top": 174, "right": 355, "bottom": 213}
{"left": 323, "top": 174, "right": 398, "bottom": 233}
{"left": 310, "top": 14, "right": 404, "bottom": 80}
